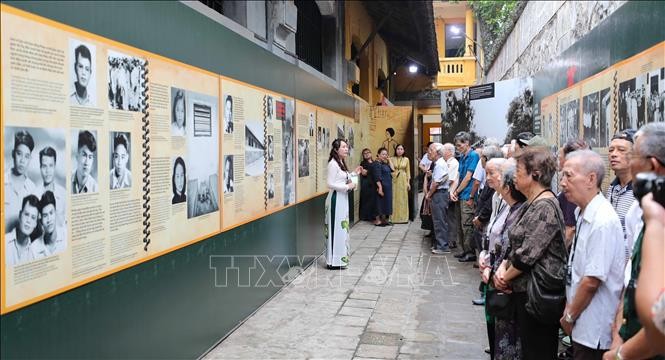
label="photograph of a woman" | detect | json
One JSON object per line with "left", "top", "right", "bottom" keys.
{"left": 172, "top": 156, "right": 186, "bottom": 204}
{"left": 171, "top": 88, "right": 186, "bottom": 137}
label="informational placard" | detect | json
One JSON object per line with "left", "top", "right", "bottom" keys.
{"left": 295, "top": 101, "right": 317, "bottom": 202}
{"left": 1, "top": 6, "right": 145, "bottom": 312}
{"left": 316, "top": 107, "right": 334, "bottom": 193}
{"left": 264, "top": 90, "right": 296, "bottom": 212}
{"left": 220, "top": 79, "right": 295, "bottom": 229}
{"left": 146, "top": 56, "right": 220, "bottom": 251}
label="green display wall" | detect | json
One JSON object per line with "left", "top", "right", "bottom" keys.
{"left": 532, "top": 1, "right": 665, "bottom": 105}
{"left": 1, "top": 1, "right": 350, "bottom": 358}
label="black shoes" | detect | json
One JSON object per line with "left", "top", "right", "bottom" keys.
{"left": 458, "top": 254, "right": 477, "bottom": 262}
{"left": 453, "top": 252, "right": 466, "bottom": 259}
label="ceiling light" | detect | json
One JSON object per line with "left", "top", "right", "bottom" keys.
{"left": 450, "top": 25, "right": 460, "bottom": 35}
{"left": 408, "top": 65, "right": 418, "bottom": 74}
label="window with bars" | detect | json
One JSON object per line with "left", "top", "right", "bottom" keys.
{"left": 199, "top": 0, "right": 223, "bottom": 15}
{"left": 295, "top": 0, "right": 322, "bottom": 72}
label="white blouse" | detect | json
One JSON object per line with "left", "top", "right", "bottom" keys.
{"left": 327, "top": 160, "right": 349, "bottom": 192}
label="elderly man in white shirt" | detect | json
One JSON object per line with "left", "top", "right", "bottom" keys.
{"left": 443, "top": 143, "right": 459, "bottom": 248}
{"left": 425, "top": 143, "right": 451, "bottom": 254}
{"left": 559, "top": 150, "right": 625, "bottom": 359}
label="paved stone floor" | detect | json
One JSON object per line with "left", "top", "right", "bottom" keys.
{"left": 204, "top": 220, "right": 488, "bottom": 360}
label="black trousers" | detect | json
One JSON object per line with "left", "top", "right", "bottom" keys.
{"left": 572, "top": 342, "right": 605, "bottom": 360}
{"left": 513, "top": 292, "right": 559, "bottom": 360}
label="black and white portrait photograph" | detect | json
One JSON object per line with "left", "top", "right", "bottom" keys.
{"left": 646, "top": 67, "right": 664, "bottom": 123}
{"left": 172, "top": 156, "right": 186, "bottom": 204}
{"left": 245, "top": 120, "right": 265, "bottom": 177}
{"left": 4, "top": 127, "right": 68, "bottom": 266}
{"left": 69, "top": 39, "right": 96, "bottom": 107}
{"left": 281, "top": 99, "right": 295, "bottom": 206}
{"left": 108, "top": 50, "right": 145, "bottom": 112}
{"left": 267, "top": 135, "right": 274, "bottom": 162}
{"left": 109, "top": 132, "right": 131, "bottom": 190}
{"left": 223, "top": 155, "right": 234, "bottom": 194}
{"left": 267, "top": 173, "right": 275, "bottom": 199}
{"left": 308, "top": 112, "right": 315, "bottom": 137}
{"left": 582, "top": 92, "right": 600, "bottom": 147}
{"left": 317, "top": 126, "right": 323, "bottom": 150}
{"left": 185, "top": 91, "right": 219, "bottom": 219}
{"left": 265, "top": 95, "right": 274, "bottom": 120}
{"left": 171, "top": 87, "right": 187, "bottom": 137}
{"left": 71, "top": 129, "right": 99, "bottom": 194}
{"left": 298, "top": 139, "right": 310, "bottom": 178}
{"left": 224, "top": 95, "right": 234, "bottom": 134}
{"left": 348, "top": 126, "right": 355, "bottom": 153}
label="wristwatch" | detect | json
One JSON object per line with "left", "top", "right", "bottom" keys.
{"left": 564, "top": 311, "right": 575, "bottom": 324}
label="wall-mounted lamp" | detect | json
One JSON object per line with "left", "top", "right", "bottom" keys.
{"left": 408, "top": 65, "right": 418, "bottom": 74}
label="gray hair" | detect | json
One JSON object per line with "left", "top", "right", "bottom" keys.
{"left": 486, "top": 157, "right": 507, "bottom": 175}
{"left": 501, "top": 160, "right": 517, "bottom": 188}
{"left": 443, "top": 143, "right": 455, "bottom": 154}
{"left": 566, "top": 149, "right": 605, "bottom": 188}
{"left": 454, "top": 131, "right": 471, "bottom": 144}
{"left": 482, "top": 146, "right": 504, "bottom": 161}
{"left": 635, "top": 122, "right": 665, "bottom": 165}
{"left": 431, "top": 142, "right": 445, "bottom": 157}
{"left": 484, "top": 137, "right": 501, "bottom": 148}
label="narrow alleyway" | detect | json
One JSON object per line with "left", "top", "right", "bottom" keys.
{"left": 204, "top": 221, "right": 488, "bottom": 359}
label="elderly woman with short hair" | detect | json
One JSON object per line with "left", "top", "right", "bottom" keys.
{"left": 493, "top": 147, "right": 567, "bottom": 359}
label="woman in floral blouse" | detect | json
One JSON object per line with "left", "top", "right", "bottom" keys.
{"left": 493, "top": 147, "right": 567, "bottom": 359}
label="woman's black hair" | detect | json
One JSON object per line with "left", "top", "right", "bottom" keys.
{"left": 328, "top": 138, "right": 348, "bottom": 172}
{"left": 385, "top": 127, "right": 395, "bottom": 137}
{"left": 172, "top": 156, "right": 186, "bottom": 196}
{"left": 172, "top": 90, "right": 186, "bottom": 128}
{"left": 394, "top": 144, "right": 405, "bottom": 155}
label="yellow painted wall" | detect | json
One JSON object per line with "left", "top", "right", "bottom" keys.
{"left": 345, "top": 1, "right": 389, "bottom": 105}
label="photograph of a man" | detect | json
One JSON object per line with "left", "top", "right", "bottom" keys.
{"left": 72, "top": 130, "right": 98, "bottom": 194}
{"left": 70, "top": 41, "right": 95, "bottom": 106}
{"left": 5, "top": 195, "right": 43, "bottom": 266}
{"left": 36, "top": 146, "right": 67, "bottom": 227}
{"left": 223, "top": 155, "right": 234, "bottom": 194}
{"left": 224, "top": 95, "right": 234, "bottom": 134}
{"left": 5, "top": 130, "right": 37, "bottom": 233}
{"left": 110, "top": 132, "right": 131, "bottom": 190}
{"left": 34, "top": 190, "right": 67, "bottom": 257}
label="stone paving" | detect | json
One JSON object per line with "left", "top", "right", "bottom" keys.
{"left": 204, "top": 220, "right": 488, "bottom": 360}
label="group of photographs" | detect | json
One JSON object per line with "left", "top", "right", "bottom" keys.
{"left": 169, "top": 87, "right": 220, "bottom": 219}
{"left": 4, "top": 127, "right": 133, "bottom": 266}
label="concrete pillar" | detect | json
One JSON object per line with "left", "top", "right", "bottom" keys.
{"left": 464, "top": 9, "right": 474, "bottom": 57}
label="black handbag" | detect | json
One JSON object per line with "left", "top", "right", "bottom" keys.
{"left": 524, "top": 200, "right": 568, "bottom": 324}
{"left": 486, "top": 287, "right": 514, "bottom": 319}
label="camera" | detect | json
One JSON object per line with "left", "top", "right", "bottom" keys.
{"left": 633, "top": 172, "right": 665, "bottom": 207}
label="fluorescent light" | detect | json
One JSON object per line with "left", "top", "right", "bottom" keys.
{"left": 408, "top": 65, "right": 418, "bottom": 73}
{"left": 450, "top": 25, "right": 460, "bottom": 35}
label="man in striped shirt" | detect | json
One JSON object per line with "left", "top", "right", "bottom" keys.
{"left": 605, "top": 129, "right": 636, "bottom": 257}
